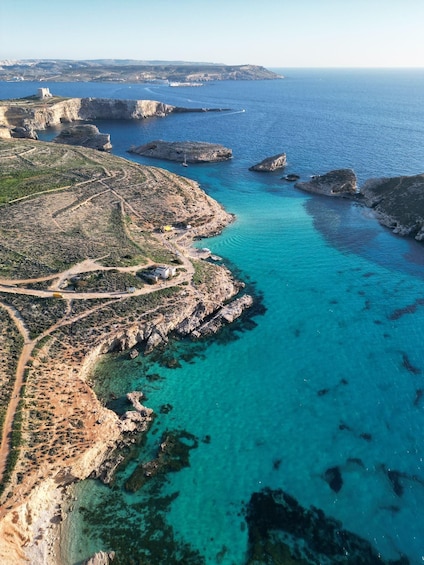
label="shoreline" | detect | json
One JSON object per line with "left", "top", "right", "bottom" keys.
{"left": 0, "top": 223, "right": 252, "bottom": 564}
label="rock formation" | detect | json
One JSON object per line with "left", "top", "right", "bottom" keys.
{"left": 360, "top": 173, "right": 424, "bottom": 240}
{"left": 82, "top": 551, "right": 115, "bottom": 565}
{"left": 53, "top": 124, "right": 112, "bottom": 151}
{"left": 295, "top": 168, "right": 358, "bottom": 196}
{"left": 191, "top": 294, "right": 253, "bottom": 338}
{"left": 0, "top": 97, "right": 228, "bottom": 138}
{"left": 129, "top": 140, "right": 232, "bottom": 163}
{"left": 295, "top": 168, "right": 424, "bottom": 243}
{"left": 10, "top": 125, "right": 38, "bottom": 140}
{"left": 249, "top": 152, "right": 287, "bottom": 172}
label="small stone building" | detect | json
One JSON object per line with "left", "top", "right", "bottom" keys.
{"left": 37, "top": 88, "right": 52, "bottom": 99}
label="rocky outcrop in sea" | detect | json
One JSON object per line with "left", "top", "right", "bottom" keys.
{"left": 294, "top": 168, "right": 424, "bottom": 242}
{"left": 295, "top": 168, "right": 358, "bottom": 196}
{"left": 128, "top": 140, "right": 233, "bottom": 163}
{"left": 82, "top": 551, "right": 115, "bottom": 565}
{"left": 249, "top": 152, "right": 287, "bottom": 172}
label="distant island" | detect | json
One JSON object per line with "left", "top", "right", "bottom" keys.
{"left": 0, "top": 59, "right": 283, "bottom": 83}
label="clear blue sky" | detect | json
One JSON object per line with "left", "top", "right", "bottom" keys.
{"left": 1, "top": 0, "right": 423, "bottom": 68}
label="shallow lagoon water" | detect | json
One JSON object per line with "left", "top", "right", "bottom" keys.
{"left": 3, "top": 70, "right": 424, "bottom": 563}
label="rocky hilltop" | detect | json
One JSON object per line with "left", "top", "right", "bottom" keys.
{"left": 0, "top": 95, "right": 226, "bottom": 139}
{"left": 0, "top": 59, "right": 283, "bottom": 82}
{"left": 129, "top": 140, "right": 233, "bottom": 163}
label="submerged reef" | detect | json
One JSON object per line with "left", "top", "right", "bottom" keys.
{"left": 245, "top": 488, "right": 409, "bottom": 564}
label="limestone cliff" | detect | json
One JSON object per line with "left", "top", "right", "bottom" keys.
{"left": 0, "top": 97, "right": 221, "bottom": 137}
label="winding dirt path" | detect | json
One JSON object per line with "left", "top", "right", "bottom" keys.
{"left": 0, "top": 303, "right": 32, "bottom": 481}
{"left": 0, "top": 233, "right": 195, "bottom": 484}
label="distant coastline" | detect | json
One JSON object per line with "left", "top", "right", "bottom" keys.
{"left": 0, "top": 59, "right": 283, "bottom": 83}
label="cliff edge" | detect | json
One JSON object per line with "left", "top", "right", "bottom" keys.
{"left": 0, "top": 95, "right": 226, "bottom": 139}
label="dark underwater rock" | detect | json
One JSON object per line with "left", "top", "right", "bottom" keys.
{"left": 245, "top": 487, "right": 410, "bottom": 564}
{"left": 125, "top": 429, "right": 198, "bottom": 492}
{"left": 387, "top": 470, "right": 404, "bottom": 497}
{"left": 324, "top": 466, "right": 343, "bottom": 493}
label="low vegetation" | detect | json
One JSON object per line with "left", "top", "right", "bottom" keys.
{"left": 0, "top": 137, "right": 235, "bottom": 512}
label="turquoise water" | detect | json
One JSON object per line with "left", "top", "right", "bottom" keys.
{"left": 3, "top": 70, "right": 424, "bottom": 563}
{"left": 69, "top": 187, "right": 424, "bottom": 563}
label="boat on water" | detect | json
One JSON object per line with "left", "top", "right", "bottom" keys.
{"left": 168, "top": 81, "right": 203, "bottom": 87}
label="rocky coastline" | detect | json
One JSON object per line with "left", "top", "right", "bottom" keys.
{"left": 294, "top": 168, "right": 424, "bottom": 242}
{"left": 0, "top": 137, "right": 255, "bottom": 564}
{"left": 0, "top": 95, "right": 229, "bottom": 140}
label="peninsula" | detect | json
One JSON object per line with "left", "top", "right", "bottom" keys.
{"left": 0, "top": 91, "right": 229, "bottom": 140}
{"left": 0, "top": 138, "right": 252, "bottom": 564}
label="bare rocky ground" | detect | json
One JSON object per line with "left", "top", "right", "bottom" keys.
{"left": 0, "top": 138, "right": 251, "bottom": 564}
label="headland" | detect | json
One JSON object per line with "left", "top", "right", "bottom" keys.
{"left": 0, "top": 137, "right": 252, "bottom": 564}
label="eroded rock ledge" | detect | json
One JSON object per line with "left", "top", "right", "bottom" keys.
{"left": 53, "top": 124, "right": 112, "bottom": 151}
{"left": 129, "top": 140, "right": 233, "bottom": 163}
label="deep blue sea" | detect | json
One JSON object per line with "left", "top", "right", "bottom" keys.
{"left": 2, "top": 69, "right": 424, "bottom": 564}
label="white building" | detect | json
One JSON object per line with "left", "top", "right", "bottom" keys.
{"left": 152, "top": 266, "right": 177, "bottom": 280}
{"left": 37, "top": 88, "right": 52, "bottom": 99}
